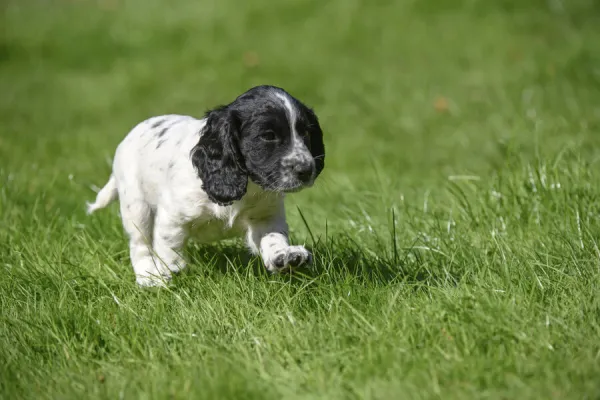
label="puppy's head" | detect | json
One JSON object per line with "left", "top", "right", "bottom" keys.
{"left": 191, "top": 85, "right": 325, "bottom": 206}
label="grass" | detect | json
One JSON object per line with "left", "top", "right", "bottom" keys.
{"left": 1, "top": 0, "right": 600, "bottom": 398}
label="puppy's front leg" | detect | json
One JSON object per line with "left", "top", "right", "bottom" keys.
{"left": 246, "top": 201, "right": 312, "bottom": 272}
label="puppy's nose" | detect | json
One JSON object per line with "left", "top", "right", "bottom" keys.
{"left": 294, "top": 164, "right": 313, "bottom": 183}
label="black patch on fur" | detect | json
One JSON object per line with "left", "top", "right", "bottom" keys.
{"left": 156, "top": 139, "right": 165, "bottom": 149}
{"left": 158, "top": 127, "right": 168, "bottom": 137}
{"left": 168, "top": 161, "right": 175, "bottom": 169}
{"left": 151, "top": 119, "right": 166, "bottom": 128}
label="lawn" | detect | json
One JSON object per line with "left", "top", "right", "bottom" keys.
{"left": 1, "top": 0, "right": 600, "bottom": 398}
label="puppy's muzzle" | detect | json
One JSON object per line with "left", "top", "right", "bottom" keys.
{"left": 294, "top": 162, "right": 314, "bottom": 184}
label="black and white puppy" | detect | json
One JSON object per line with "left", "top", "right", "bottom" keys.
{"left": 87, "top": 85, "right": 325, "bottom": 287}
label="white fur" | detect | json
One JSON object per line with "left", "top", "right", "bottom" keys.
{"left": 87, "top": 114, "right": 311, "bottom": 287}
{"left": 275, "top": 93, "right": 315, "bottom": 185}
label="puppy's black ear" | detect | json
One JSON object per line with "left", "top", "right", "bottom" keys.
{"left": 306, "top": 108, "right": 326, "bottom": 178}
{"left": 191, "top": 107, "right": 248, "bottom": 206}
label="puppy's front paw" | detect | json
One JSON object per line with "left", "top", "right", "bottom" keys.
{"left": 267, "top": 246, "right": 312, "bottom": 273}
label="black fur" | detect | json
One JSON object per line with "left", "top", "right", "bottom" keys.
{"left": 191, "top": 107, "right": 248, "bottom": 206}
{"left": 151, "top": 119, "right": 166, "bottom": 128}
{"left": 158, "top": 127, "right": 168, "bottom": 137}
{"left": 191, "top": 85, "right": 325, "bottom": 205}
{"left": 298, "top": 106, "right": 325, "bottom": 178}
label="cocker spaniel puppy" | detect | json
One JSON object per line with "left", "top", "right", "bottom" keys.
{"left": 87, "top": 85, "right": 325, "bottom": 287}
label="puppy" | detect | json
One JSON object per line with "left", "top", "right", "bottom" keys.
{"left": 87, "top": 85, "right": 325, "bottom": 287}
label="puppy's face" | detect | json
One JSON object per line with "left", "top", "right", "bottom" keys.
{"left": 192, "top": 85, "right": 325, "bottom": 206}
{"left": 237, "top": 89, "right": 325, "bottom": 193}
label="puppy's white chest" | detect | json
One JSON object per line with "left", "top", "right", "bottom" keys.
{"left": 187, "top": 215, "right": 244, "bottom": 244}
{"left": 186, "top": 191, "right": 281, "bottom": 244}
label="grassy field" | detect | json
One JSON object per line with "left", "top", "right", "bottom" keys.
{"left": 2, "top": 0, "right": 600, "bottom": 398}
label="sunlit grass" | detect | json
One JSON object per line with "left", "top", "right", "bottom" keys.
{"left": 1, "top": 0, "right": 600, "bottom": 398}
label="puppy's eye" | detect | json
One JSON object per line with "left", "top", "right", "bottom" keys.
{"left": 260, "top": 130, "right": 278, "bottom": 142}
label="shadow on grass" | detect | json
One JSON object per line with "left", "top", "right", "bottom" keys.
{"left": 182, "top": 232, "right": 459, "bottom": 287}
{"left": 185, "top": 241, "right": 266, "bottom": 278}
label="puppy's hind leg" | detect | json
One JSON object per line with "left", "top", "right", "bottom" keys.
{"left": 87, "top": 175, "right": 118, "bottom": 214}
{"left": 119, "top": 196, "right": 172, "bottom": 287}
{"left": 152, "top": 206, "right": 188, "bottom": 274}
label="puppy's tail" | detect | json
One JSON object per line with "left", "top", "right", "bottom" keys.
{"left": 86, "top": 175, "right": 118, "bottom": 215}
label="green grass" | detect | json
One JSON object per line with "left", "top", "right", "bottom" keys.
{"left": 2, "top": 0, "right": 600, "bottom": 398}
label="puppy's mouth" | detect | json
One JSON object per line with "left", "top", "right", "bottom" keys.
{"left": 262, "top": 177, "right": 314, "bottom": 194}
{"left": 282, "top": 183, "right": 309, "bottom": 193}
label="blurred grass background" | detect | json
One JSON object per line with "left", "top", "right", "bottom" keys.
{"left": 1, "top": 0, "right": 600, "bottom": 399}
